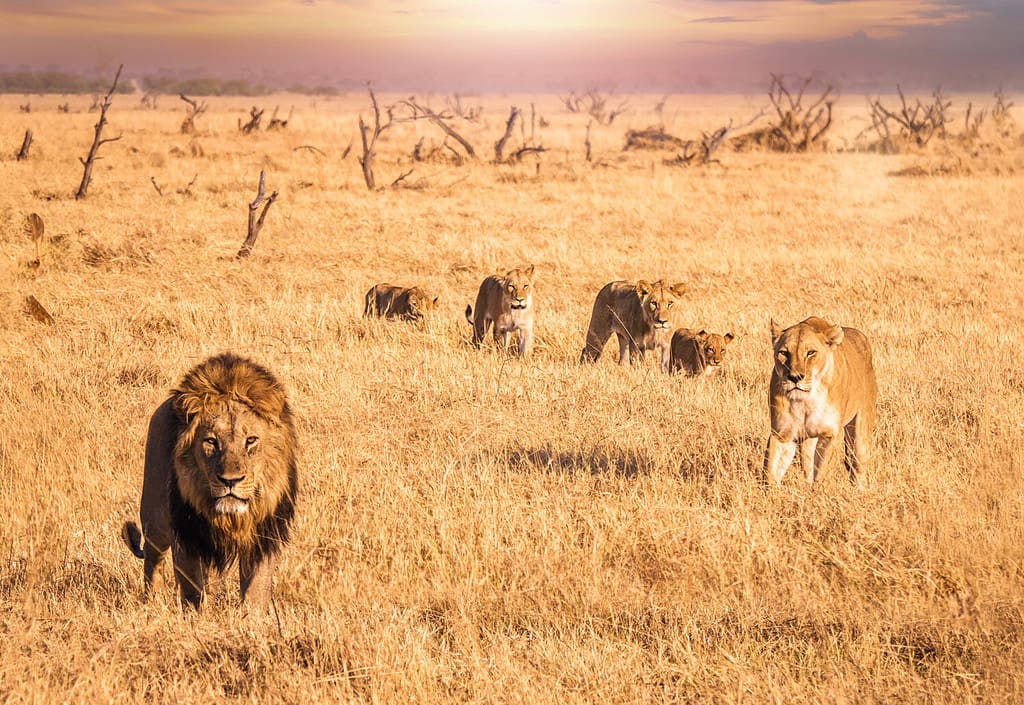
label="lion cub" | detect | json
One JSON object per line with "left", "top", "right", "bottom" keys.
{"left": 580, "top": 280, "right": 687, "bottom": 373}
{"left": 765, "top": 316, "right": 878, "bottom": 486}
{"left": 465, "top": 264, "right": 535, "bottom": 356}
{"left": 364, "top": 284, "right": 438, "bottom": 322}
{"left": 670, "top": 328, "right": 734, "bottom": 376}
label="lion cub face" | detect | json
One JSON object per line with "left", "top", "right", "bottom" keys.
{"left": 637, "top": 280, "right": 686, "bottom": 331}
{"left": 405, "top": 287, "right": 439, "bottom": 321}
{"left": 771, "top": 319, "right": 843, "bottom": 395}
{"left": 188, "top": 402, "right": 275, "bottom": 516}
{"left": 503, "top": 265, "right": 535, "bottom": 311}
{"left": 697, "top": 330, "right": 734, "bottom": 367}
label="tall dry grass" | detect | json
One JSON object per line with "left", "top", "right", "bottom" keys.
{"left": 1, "top": 91, "right": 1022, "bottom": 703}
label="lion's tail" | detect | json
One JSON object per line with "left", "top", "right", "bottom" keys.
{"left": 121, "top": 522, "right": 145, "bottom": 559}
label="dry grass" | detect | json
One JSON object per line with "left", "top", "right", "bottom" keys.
{"left": 1, "top": 91, "right": 1023, "bottom": 703}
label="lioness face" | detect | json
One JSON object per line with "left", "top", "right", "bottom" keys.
{"left": 191, "top": 402, "right": 274, "bottom": 516}
{"left": 698, "top": 331, "right": 734, "bottom": 367}
{"left": 637, "top": 281, "right": 687, "bottom": 332}
{"left": 503, "top": 265, "right": 535, "bottom": 311}
{"left": 772, "top": 323, "right": 842, "bottom": 394}
{"left": 406, "top": 289, "right": 438, "bottom": 321}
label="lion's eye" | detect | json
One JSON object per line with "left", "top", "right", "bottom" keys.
{"left": 649, "top": 301, "right": 657, "bottom": 310}
{"left": 203, "top": 437, "right": 218, "bottom": 452}
{"left": 778, "top": 351, "right": 790, "bottom": 361}
{"left": 246, "top": 436, "right": 259, "bottom": 449}
{"left": 806, "top": 350, "right": 817, "bottom": 358}
{"left": 667, "top": 301, "right": 673, "bottom": 308}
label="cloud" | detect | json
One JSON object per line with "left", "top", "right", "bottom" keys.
{"left": 689, "top": 15, "right": 759, "bottom": 23}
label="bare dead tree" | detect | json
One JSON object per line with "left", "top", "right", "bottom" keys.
{"left": 765, "top": 74, "right": 835, "bottom": 152}
{"left": 964, "top": 103, "right": 987, "bottom": 139}
{"left": 294, "top": 144, "right": 326, "bottom": 157}
{"left": 75, "top": 64, "right": 123, "bottom": 200}
{"left": 240, "top": 106, "right": 265, "bottom": 134}
{"left": 19, "top": 101, "right": 31, "bottom": 113}
{"left": 653, "top": 94, "right": 669, "bottom": 120}
{"left": 88, "top": 95, "right": 101, "bottom": 112}
{"left": 399, "top": 98, "right": 476, "bottom": 158}
{"left": 584, "top": 120, "right": 593, "bottom": 162}
{"left": 140, "top": 93, "right": 157, "bottom": 109}
{"left": 494, "top": 106, "right": 521, "bottom": 162}
{"left": 179, "top": 174, "right": 198, "bottom": 196}
{"left": 16, "top": 129, "right": 33, "bottom": 161}
{"left": 561, "top": 89, "right": 629, "bottom": 125}
{"left": 357, "top": 83, "right": 428, "bottom": 190}
{"left": 340, "top": 140, "right": 353, "bottom": 159}
{"left": 992, "top": 87, "right": 1015, "bottom": 129}
{"left": 237, "top": 170, "right": 278, "bottom": 259}
{"left": 267, "top": 106, "right": 293, "bottom": 130}
{"left": 667, "top": 111, "right": 765, "bottom": 167}
{"left": 179, "top": 93, "right": 207, "bottom": 134}
{"left": 150, "top": 176, "right": 165, "bottom": 196}
{"left": 57, "top": 102, "right": 70, "bottom": 114}
{"left": 866, "top": 85, "right": 950, "bottom": 148}
{"left": 445, "top": 93, "right": 481, "bottom": 122}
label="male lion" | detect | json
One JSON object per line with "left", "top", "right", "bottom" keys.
{"left": 765, "top": 317, "right": 877, "bottom": 486}
{"left": 580, "top": 280, "right": 687, "bottom": 373}
{"left": 465, "top": 264, "right": 535, "bottom": 357}
{"left": 670, "top": 328, "right": 734, "bottom": 376}
{"left": 121, "top": 353, "right": 298, "bottom": 609}
{"left": 363, "top": 283, "right": 438, "bottom": 322}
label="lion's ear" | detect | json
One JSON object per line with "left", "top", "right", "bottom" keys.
{"left": 524, "top": 263, "right": 535, "bottom": 279}
{"left": 670, "top": 282, "right": 687, "bottom": 298}
{"left": 824, "top": 324, "right": 844, "bottom": 347}
{"left": 697, "top": 329, "right": 707, "bottom": 338}
{"left": 770, "top": 318, "right": 784, "bottom": 343}
{"left": 433, "top": 296, "right": 439, "bottom": 306}
{"left": 636, "top": 280, "right": 652, "bottom": 297}
{"left": 724, "top": 333, "right": 735, "bottom": 344}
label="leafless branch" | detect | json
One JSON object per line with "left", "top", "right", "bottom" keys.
{"left": 494, "top": 106, "right": 521, "bottom": 162}
{"left": 75, "top": 63, "right": 123, "bottom": 199}
{"left": 179, "top": 93, "right": 207, "bottom": 134}
{"left": 150, "top": 176, "right": 164, "bottom": 196}
{"left": 17, "top": 129, "right": 33, "bottom": 161}
{"left": 237, "top": 169, "right": 278, "bottom": 259}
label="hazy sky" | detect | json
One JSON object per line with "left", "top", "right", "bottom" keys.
{"left": 1, "top": 1, "right": 1021, "bottom": 91}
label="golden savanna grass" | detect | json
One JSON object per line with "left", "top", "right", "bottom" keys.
{"left": 1, "top": 90, "right": 1023, "bottom": 703}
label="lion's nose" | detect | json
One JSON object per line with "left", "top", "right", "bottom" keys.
{"left": 218, "top": 473, "right": 245, "bottom": 488}
{"left": 788, "top": 372, "right": 804, "bottom": 383}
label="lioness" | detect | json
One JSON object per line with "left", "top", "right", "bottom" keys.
{"left": 670, "top": 328, "right": 734, "bottom": 376}
{"left": 363, "top": 283, "right": 438, "bottom": 322}
{"left": 580, "top": 280, "right": 687, "bottom": 373}
{"left": 122, "top": 353, "right": 298, "bottom": 609}
{"left": 765, "top": 317, "right": 877, "bottom": 486}
{"left": 465, "top": 264, "right": 535, "bottom": 357}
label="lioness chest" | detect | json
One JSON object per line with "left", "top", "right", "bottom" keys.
{"left": 774, "top": 387, "right": 842, "bottom": 440}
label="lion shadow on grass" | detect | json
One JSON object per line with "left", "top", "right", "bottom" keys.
{"left": 504, "top": 443, "right": 717, "bottom": 481}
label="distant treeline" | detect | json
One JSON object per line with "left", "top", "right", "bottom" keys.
{"left": 1, "top": 70, "right": 342, "bottom": 96}
{"left": 0, "top": 71, "right": 134, "bottom": 95}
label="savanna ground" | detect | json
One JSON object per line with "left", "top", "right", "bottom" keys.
{"left": 1, "top": 88, "right": 1022, "bottom": 703}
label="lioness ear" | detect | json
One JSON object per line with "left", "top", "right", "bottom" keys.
{"left": 433, "top": 296, "right": 439, "bottom": 305}
{"left": 171, "top": 392, "right": 201, "bottom": 425}
{"left": 724, "top": 333, "right": 735, "bottom": 344}
{"left": 524, "top": 263, "right": 535, "bottom": 279}
{"left": 825, "top": 324, "right": 844, "bottom": 347}
{"left": 697, "top": 329, "right": 707, "bottom": 337}
{"left": 670, "top": 282, "right": 687, "bottom": 297}
{"left": 636, "top": 280, "right": 652, "bottom": 297}
{"left": 770, "top": 318, "right": 784, "bottom": 343}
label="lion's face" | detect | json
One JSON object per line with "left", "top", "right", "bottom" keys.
{"left": 405, "top": 288, "right": 439, "bottom": 321}
{"left": 637, "top": 281, "right": 687, "bottom": 332}
{"left": 503, "top": 265, "right": 535, "bottom": 311}
{"left": 771, "top": 320, "right": 844, "bottom": 395}
{"left": 698, "top": 331, "right": 734, "bottom": 367}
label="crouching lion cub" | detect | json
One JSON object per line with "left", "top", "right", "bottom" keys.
{"left": 670, "top": 328, "right": 734, "bottom": 376}
{"left": 364, "top": 284, "right": 438, "bottom": 322}
{"left": 580, "top": 280, "right": 687, "bottom": 373}
{"left": 765, "top": 316, "right": 877, "bottom": 486}
{"left": 465, "top": 264, "right": 535, "bottom": 357}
